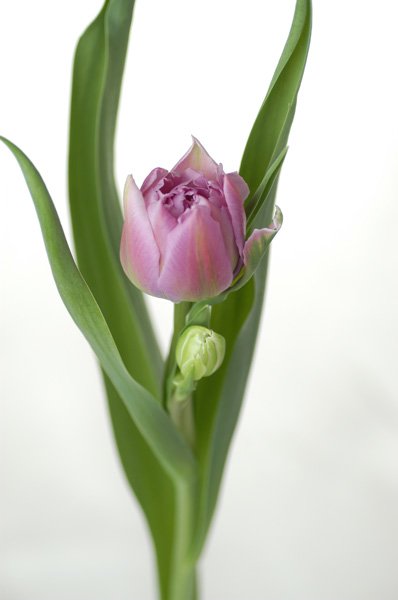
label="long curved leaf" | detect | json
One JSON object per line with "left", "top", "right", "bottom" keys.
{"left": 69, "top": 0, "right": 163, "bottom": 399}
{"left": 192, "top": 0, "right": 312, "bottom": 557}
{"left": 245, "top": 146, "right": 287, "bottom": 235}
{"left": 1, "top": 136, "right": 197, "bottom": 489}
{"left": 3, "top": 136, "right": 200, "bottom": 598}
{"left": 240, "top": 0, "right": 312, "bottom": 196}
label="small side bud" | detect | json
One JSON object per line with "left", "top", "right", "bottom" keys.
{"left": 176, "top": 326, "right": 226, "bottom": 382}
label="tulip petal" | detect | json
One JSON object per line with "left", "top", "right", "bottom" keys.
{"left": 231, "top": 206, "right": 283, "bottom": 292}
{"left": 158, "top": 205, "right": 233, "bottom": 302}
{"left": 141, "top": 167, "right": 168, "bottom": 194}
{"left": 223, "top": 172, "right": 249, "bottom": 256}
{"left": 204, "top": 199, "right": 239, "bottom": 270}
{"left": 173, "top": 137, "right": 220, "bottom": 182}
{"left": 146, "top": 200, "right": 177, "bottom": 258}
{"left": 120, "top": 175, "right": 162, "bottom": 297}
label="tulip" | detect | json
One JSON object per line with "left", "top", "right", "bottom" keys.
{"left": 172, "top": 325, "right": 226, "bottom": 404}
{"left": 176, "top": 326, "right": 226, "bottom": 382}
{"left": 120, "top": 137, "right": 281, "bottom": 302}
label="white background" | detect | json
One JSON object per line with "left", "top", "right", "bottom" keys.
{"left": 1, "top": 0, "right": 398, "bottom": 599}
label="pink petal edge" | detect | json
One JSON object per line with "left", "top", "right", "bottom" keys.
{"left": 120, "top": 175, "right": 162, "bottom": 297}
{"left": 222, "top": 172, "right": 249, "bottom": 256}
{"left": 243, "top": 206, "right": 283, "bottom": 267}
{"left": 141, "top": 167, "right": 168, "bottom": 194}
{"left": 172, "top": 136, "right": 220, "bottom": 182}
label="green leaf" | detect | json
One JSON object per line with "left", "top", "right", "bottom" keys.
{"left": 233, "top": 207, "right": 283, "bottom": 293}
{"left": 191, "top": 0, "right": 312, "bottom": 558}
{"left": 1, "top": 136, "right": 196, "bottom": 482}
{"left": 240, "top": 0, "right": 312, "bottom": 198}
{"left": 69, "top": 0, "right": 163, "bottom": 400}
{"left": 245, "top": 146, "right": 287, "bottom": 235}
{"left": 1, "top": 136, "right": 198, "bottom": 599}
{"left": 68, "top": 4, "right": 201, "bottom": 598}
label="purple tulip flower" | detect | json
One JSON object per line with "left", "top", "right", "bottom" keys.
{"left": 120, "top": 138, "right": 281, "bottom": 302}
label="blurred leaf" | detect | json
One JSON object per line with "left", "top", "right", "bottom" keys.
{"left": 69, "top": 0, "right": 163, "bottom": 399}
{"left": 192, "top": 0, "right": 312, "bottom": 557}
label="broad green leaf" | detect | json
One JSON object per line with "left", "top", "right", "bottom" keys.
{"left": 69, "top": 0, "right": 163, "bottom": 399}
{"left": 1, "top": 136, "right": 198, "bottom": 599}
{"left": 68, "top": 3, "right": 200, "bottom": 598}
{"left": 103, "top": 377, "right": 197, "bottom": 600}
{"left": 191, "top": 0, "right": 312, "bottom": 557}
{"left": 1, "top": 136, "right": 196, "bottom": 482}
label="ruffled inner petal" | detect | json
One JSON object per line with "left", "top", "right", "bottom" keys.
{"left": 172, "top": 137, "right": 220, "bottom": 181}
{"left": 141, "top": 167, "right": 168, "bottom": 194}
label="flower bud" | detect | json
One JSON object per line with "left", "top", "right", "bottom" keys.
{"left": 176, "top": 326, "right": 226, "bottom": 382}
{"left": 121, "top": 137, "right": 282, "bottom": 303}
{"left": 120, "top": 137, "right": 249, "bottom": 302}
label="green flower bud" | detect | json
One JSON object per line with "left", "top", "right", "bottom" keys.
{"left": 176, "top": 326, "right": 226, "bottom": 382}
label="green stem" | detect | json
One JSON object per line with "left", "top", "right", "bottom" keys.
{"left": 161, "top": 302, "right": 200, "bottom": 600}
{"left": 168, "top": 396, "right": 196, "bottom": 451}
{"left": 166, "top": 563, "right": 197, "bottom": 600}
{"left": 163, "top": 302, "right": 192, "bottom": 407}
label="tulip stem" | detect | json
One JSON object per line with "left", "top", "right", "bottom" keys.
{"left": 163, "top": 302, "right": 192, "bottom": 408}
{"left": 168, "top": 565, "right": 197, "bottom": 600}
{"left": 168, "top": 395, "right": 196, "bottom": 451}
